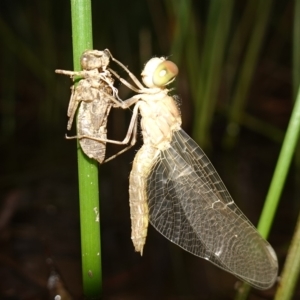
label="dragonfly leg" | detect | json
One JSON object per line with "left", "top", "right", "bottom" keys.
{"left": 103, "top": 117, "right": 138, "bottom": 163}
{"left": 102, "top": 90, "right": 140, "bottom": 109}
{"left": 55, "top": 69, "right": 83, "bottom": 77}
{"left": 104, "top": 49, "right": 145, "bottom": 90}
{"left": 108, "top": 68, "right": 144, "bottom": 94}
{"left": 66, "top": 85, "right": 81, "bottom": 130}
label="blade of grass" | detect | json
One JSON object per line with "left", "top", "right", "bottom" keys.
{"left": 274, "top": 213, "right": 300, "bottom": 300}
{"left": 293, "top": 0, "right": 300, "bottom": 99}
{"left": 223, "top": 0, "right": 273, "bottom": 149}
{"left": 70, "top": 0, "right": 102, "bottom": 298}
{"left": 166, "top": 0, "right": 192, "bottom": 63}
{"left": 239, "top": 112, "right": 285, "bottom": 143}
{"left": 273, "top": 4, "right": 300, "bottom": 297}
{"left": 193, "top": 0, "right": 234, "bottom": 149}
{"left": 166, "top": 0, "right": 202, "bottom": 97}
{"left": 235, "top": 84, "right": 300, "bottom": 300}
{"left": 257, "top": 86, "right": 300, "bottom": 238}
{"left": 225, "top": 0, "right": 257, "bottom": 92}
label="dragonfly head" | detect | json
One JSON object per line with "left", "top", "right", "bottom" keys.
{"left": 141, "top": 57, "right": 178, "bottom": 88}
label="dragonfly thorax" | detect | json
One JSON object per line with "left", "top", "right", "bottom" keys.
{"left": 139, "top": 93, "right": 182, "bottom": 150}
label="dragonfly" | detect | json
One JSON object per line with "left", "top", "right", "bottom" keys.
{"left": 102, "top": 51, "right": 278, "bottom": 290}
{"left": 62, "top": 50, "right": 278, "bottom": 289}
{"left": 55, "top": 49, "right": 136, "bottom": 163}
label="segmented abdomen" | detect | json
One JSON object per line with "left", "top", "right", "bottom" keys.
{"left": 129, "top": 144, "right": 159, "bottom": 255}
{"left": 78, "top": 90, "right": 112, "bottom": 163}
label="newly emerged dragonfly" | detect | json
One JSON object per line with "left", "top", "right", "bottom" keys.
{"left": 103, "top": 52, "right": 278, "bottom": 290}
{"left": 55, "top": 49, "right": 136, "bottom": 163}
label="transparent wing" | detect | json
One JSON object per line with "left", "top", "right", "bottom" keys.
{"left": 147, "top": 129, "right": 278, "bottom": 289}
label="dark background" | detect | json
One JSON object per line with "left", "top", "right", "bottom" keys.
{"left": 0, "top": 1, "right": 298, "bottom": 299}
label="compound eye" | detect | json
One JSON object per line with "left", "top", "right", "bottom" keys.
{"left": 80, "top": 53, "right": 92, "bottom": 70}
{"left": 152, "top": 60, "right": 178, "bottom": 87}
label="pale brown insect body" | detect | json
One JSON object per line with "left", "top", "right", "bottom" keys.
{"left": 56, "top": 50, "right": 135, "bottom": 163}
{"left": 71, "top": 71, "right": 115, "bottom": 163}
{"left": 106, "top": 54, "right": 278, "bottom": 289}
{"left": 57, "top": 50, "right": 278, "bottom": 289}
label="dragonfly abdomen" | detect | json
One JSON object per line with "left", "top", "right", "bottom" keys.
{"left": 129, "top": 144, "right": 160, "bottom": 255}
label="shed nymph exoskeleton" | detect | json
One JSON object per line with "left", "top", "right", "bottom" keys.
{"left": 55, "top": 49, "right": 137, "bottom": 163}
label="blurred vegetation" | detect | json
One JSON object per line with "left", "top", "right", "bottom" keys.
{"left": 0, "top": 0, "right": 299, "bottom": 299}
{"left": 0, "top": 0, "right": 293, "bottom": 156}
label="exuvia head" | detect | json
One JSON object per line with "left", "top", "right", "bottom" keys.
{"left": 80, "top": 50, "right": 110, "bottom": 71}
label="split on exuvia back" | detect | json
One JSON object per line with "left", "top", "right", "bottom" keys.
{"left": 56, "top": 49, "right": 278, "bottom": 290}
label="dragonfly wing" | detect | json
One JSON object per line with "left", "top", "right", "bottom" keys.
{"left": 147, "top": 129, "right": 278, "bottom": 289}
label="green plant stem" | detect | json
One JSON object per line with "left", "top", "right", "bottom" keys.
{"left": 235, "top": 84, "right": 300, "bottom": 300}
{"left": 293, "top": 0, "right": 300, "bottom": 99}
{"left": 257, "top": 86, "right": 300, "bottom": 238}
{"left": 274, "top": 213, "right": 300, "bottom": 300}
{"left": 70, "top": 0, "right": 102, "bottom": 298}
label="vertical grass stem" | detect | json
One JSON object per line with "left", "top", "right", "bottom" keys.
{"left": 70, "top": 0, "right": 102, "bottom": 297}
